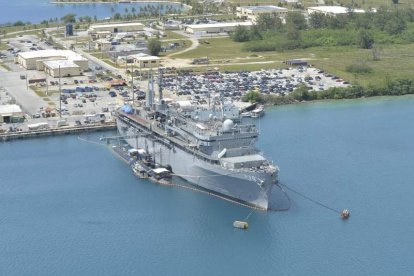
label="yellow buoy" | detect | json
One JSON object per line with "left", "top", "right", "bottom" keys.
{"left": 341, "top": 209, "right": 350, "bottom": 219}
{"left": 233, "top": 220, "right": 249, "bottom": 229}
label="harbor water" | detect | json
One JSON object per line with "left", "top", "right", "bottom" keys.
{"left": 1, "top": 96, "right": 414, "bottom": 275}
{"left": 0, "top": 0, "right": 183, "bottom": 24}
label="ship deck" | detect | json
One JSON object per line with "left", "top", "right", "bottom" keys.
{"left": 118, "top": 111, "right": 219, "bottom": 164}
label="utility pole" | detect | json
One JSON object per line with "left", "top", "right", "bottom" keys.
{"left": 131, "top": 61, "right": 134, "bottom": 106}
{"left": 45, "top": 70, "right": 48, "bottom": 96}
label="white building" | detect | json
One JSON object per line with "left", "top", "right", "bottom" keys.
{"left": 17, "top": 50, "right": 88, "bottom": 77}
{"left": 158, "top": 20, "right": 180, "bottom": 30}
{"left": 94, "top": 39, "right": 112, "bottom": 51}
{"left": 307, "top": 6, "right": 366, "bottom": 16}
{"left": 88, "top": 22, "right": 144, "bottom": 37}
{"left": 43, "top": 60, "right": 81, "bottom": 78}
{"left": 0, "top": 104, "right": 24, "bottom": 123}
{"left": 237, "top": 6, "right": 288, "bottom": 22}
{"left": 129, "top": 53, "right": 160, "bottom": 69}
{"left": 185, "top": 22, "right": 253, "bottom": 36}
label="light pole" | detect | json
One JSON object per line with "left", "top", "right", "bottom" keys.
{"left": 45, "top": 70, "right": 48, "bottom": 96}
{"left": 131, "top": 61, "right": 134, "bottom": 107}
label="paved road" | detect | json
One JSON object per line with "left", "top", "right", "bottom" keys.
{"left": 0, "top": 71, "right": 45, "bottom": 115}
{"left": 167, "top": 31, "right": 199, "bottom": 58}
{"left": 48, "top": 29, "right": 131, "bottom": 82}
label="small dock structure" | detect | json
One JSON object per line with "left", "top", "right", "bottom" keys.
{"left": 0, "top": 123, "right": 116, "bottom": 142}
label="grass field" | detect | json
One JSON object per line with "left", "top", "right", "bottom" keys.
{"left": 175, "top": 37, "right": 247, "bottom": 60}
{"left": 0, "top": 43, "right": 9, "bottom": 50}
{"left": 160, "top": 39, "right": 192, "bottom": 56}
{"left": 162, "top": 31, "right": 187, "bottom": 40}
{"left": 0, "top": 63, "right": 12, "bottom": 71}
{"left": 174, "top": 37, "right": 414, "bottom": 86}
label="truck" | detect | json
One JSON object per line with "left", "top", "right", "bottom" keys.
{"left": 27, "top": 122, "right": 49, "bottom": 131}
{"left": 83, "top": 113, "right": 106, "bottom": 124}
{"left": 57, "top": 119, "right": 69, "bottom": 127}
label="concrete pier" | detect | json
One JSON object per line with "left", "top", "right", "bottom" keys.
{"left": 0, "top": 123, "right": 116, "bottom": 142}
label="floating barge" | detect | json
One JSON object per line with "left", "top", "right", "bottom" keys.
{"left": 0, "top": 123, "right": 116, "bottom": 142}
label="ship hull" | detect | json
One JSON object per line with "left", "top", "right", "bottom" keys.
{"left": 117, "top": 118, "right": 276, "bottom": 210}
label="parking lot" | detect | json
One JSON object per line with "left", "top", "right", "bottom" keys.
{"left": 161, "top": 66, "right": 349, "bottom": 103}
{"left": 1, "top": 31, "right": 353, "bottom": 133}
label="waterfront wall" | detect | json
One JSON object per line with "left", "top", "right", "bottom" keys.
{"left": 0, "top": 123, "right": 116, "bottom": 141}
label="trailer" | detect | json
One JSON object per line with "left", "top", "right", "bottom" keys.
{"left": 27, "top": 122, "right": 49, "bottom": 131}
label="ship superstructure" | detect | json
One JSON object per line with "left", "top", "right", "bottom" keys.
{"left": 116, "top": 74, "right": 278, "bottom": 209}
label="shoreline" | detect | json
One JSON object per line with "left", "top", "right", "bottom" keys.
{"left": 263, "top": 93, "right": 414, "bottom": 108}
{"left": 50, "top": 1, "right": 184, "bottom": 5}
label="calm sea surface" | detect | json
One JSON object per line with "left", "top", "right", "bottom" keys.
{"left": 1, "top": 96, "right": 414, "bottom": 275}
{"left": 0, "top": 0, "right": 182, "bottom": 24}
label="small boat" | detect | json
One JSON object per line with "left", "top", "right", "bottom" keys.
{"left": 131, "top": 161, "right": 149, "bottom": 179}
{"left": 233, "top": 220, "right": 249, "bottom": 229}
{"left": 341, "top": 209, "right": 350, "bottom": 219}
{"left": 240, "top": 111, "right": 251, "bottom": 118}
{"left": 251, "top": 106, "right": 265, "bottom": 118}
{"left": 150, "top": 168, "right": 172, "bottom": 180}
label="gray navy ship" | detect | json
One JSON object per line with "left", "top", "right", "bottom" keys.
{"left": 116, "top": 75, "right": 279, "bottom": 210}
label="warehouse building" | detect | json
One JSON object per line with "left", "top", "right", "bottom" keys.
{"left": 43, "top": 60, "right": 81, "bottom": 78}
{"left": 0, "top": 104, "right": 25, "bottom": 123}
{"left": 185, "top": 22, "right": 253, "bottom": 36}
{"left": 88, "top": 22, "right": 144, "bottom": 38}
{"left": 17, "top": 50, "right": 88, "bottom": 71}
{"left": 307, "top": 6, "right": 366, "bottom": 16}
{"left": 237, "top": 6, "right": 288, "bottom": 22}
{"left": 129, "top": 53, "right": 160, "bottom": 69}
{"left": 94, "top": 39, "right": 112, "bottom": 51}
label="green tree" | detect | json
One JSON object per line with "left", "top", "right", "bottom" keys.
{"left": 286, "top": 23, "right": 300, "bottom": 41}
{"left": 256, "top": 13, "right": 283, "bottom": 32}
{"left": 286, "top": 12, "right": 307, "bottom": 30}
{"left": 357, "top": 29, "right": 374, "bottom": 49}
{"left": 148, "top": 38, "right": 162, "bottom": 56}
{"left": 384, "top": 11, "right": 406, "bottom": 34}
{"left": 392, "top": 0, "right": 399, "bottom": 4}
{"left": 232, "top": 25, "right": 250, "bottom": 42}
{"left": 242, "top": 91, "right": 262, "bottom": 103}
{"left": 41, "top": 20, "right": 49, "bottom": 27}
{"left": 249, "top": 24, "right": 262, "bottom": 40}
{"left": 61, "top": 13, "right": 76, "bottom": 23}
{"left": 309, "top": 13, "right": 327, "bottom": 29}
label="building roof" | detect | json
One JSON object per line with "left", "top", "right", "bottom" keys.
{"left": 90, "top": 22, "right": 144, "bottom": 29}
{"left": 129, "top": 53, "right": 160, "bottom": 61}
{"left": 243, "top": 5, "right": 288, "bottom": 12}
{"left": 18, "top": 50, "right": 87, "bottom": 62}
{"left": 186, "top": 21, "right": 253, "bottom": 30}
{"left": 0, "top": 104, "right": 23, "bottom": 115}
{"left": 43, "top": 60, "right": 79, "bottom": 69}
{"left": 95, "top": 39, "right": 111, "bottom": 44}
{"left": 308, "top": 6, "right": 365, "bottom": 14}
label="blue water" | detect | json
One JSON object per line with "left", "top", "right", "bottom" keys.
{"left": 0, "top": 0, "right": 183, "bottom": 24}
{"left": 1, "top": 96, "right": 414, "bottom": 275}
